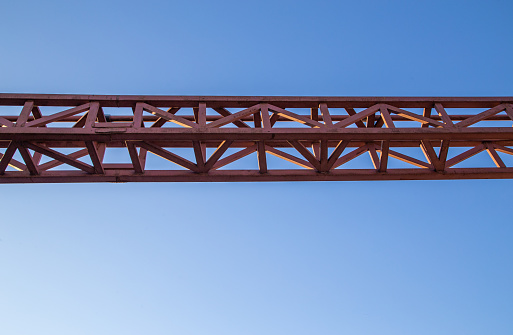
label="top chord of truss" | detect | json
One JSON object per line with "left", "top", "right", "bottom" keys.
{"left": 1, "top": 94, "right": 513, "bottom": 183}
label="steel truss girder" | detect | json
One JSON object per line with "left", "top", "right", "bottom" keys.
{"left": 1, "top": 94, "right": 513, "bottom": 183}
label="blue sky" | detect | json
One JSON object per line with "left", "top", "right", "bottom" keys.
{"left": 1, "top": 1, "right": 512, "bottom": 335}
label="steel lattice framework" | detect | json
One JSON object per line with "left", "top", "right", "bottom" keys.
{"left": 1, "top": 94, "right": 513, "bottom": 183}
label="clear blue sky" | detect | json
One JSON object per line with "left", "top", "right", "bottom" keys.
{"left": 1, "top": 1, "right": 512, "bottom": 335}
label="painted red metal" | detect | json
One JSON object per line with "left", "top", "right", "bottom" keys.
{"left": 1, "top": 94, "right": 513, "bottom": 183}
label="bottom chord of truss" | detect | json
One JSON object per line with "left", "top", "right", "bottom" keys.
{"left": 1, "top": 169, "right": 513, "bottom": 184}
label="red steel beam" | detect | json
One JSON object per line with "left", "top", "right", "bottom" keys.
{"left": 0, "top": 94, "right": 512, "bottom": 183}
{"left": 0, "top": 94, "right": 511, "bottom": 108}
